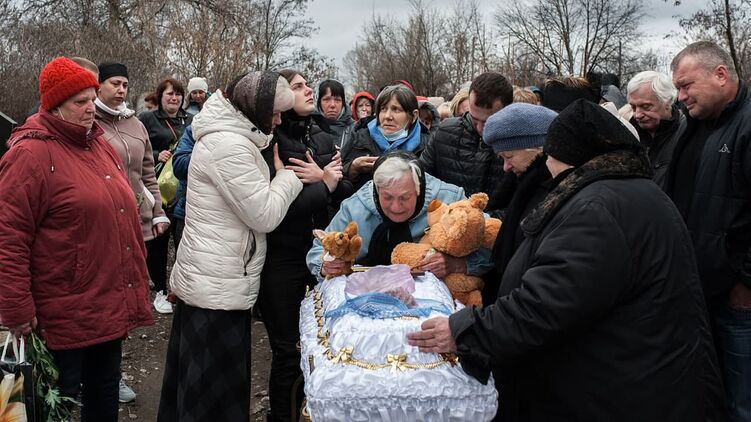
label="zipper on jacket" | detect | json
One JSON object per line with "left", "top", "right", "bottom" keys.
{"left": 243, "top": 231, "right": 257, "bottom": 277}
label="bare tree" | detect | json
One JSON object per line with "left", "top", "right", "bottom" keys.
{"left": 677, "top": 0, "right": 751, "bottom": 79}
{"left": 496, "top": 0, "right": 644, "bottom": 77}
{"left": 0, "top": 0, "right": 334, "bottom": 122}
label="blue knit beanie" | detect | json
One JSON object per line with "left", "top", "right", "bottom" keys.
{"left": 483, "top": 103, "right": 558, "bottom": 153}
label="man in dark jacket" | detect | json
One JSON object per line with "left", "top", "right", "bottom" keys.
{"left": 626, "top": 70, "right": 686, "bottom": 190}
{"left": 669, "top": 41, "right": 751, "bottom": 421}
{"left": 408, "top": 99, "right": 725, "bottom": 422}
{"left": 418, "top": 72, "right": 511, "bottom": 201}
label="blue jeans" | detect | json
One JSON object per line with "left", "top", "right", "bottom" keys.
{"left": 712, "top": 303, "right": 751, "bottom": 421}
{"left": 50, "top": 339, "right": 122, "bottom": 422}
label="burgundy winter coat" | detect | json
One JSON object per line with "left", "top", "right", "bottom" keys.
{"left": 0, "top": 110, "right": 153, "bottom": 350}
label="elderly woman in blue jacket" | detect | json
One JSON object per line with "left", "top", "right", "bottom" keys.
{"left": 307, "top": 151, "right": 492, "bottom": 281}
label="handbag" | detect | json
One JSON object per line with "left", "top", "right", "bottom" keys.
{"left": 1, "top": 333, "right": 35, "bottom": 422}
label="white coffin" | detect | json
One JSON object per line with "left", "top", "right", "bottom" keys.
{"left": 299, "top": 272, "right": 498, "bottom": 422}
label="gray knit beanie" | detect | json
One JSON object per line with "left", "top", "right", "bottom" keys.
{"left": 483, "top": 103, "right": 558, "bottom": 153}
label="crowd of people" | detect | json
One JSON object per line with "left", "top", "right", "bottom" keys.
{"left": 0, "top": 39, "right": 749, "bottom": 422}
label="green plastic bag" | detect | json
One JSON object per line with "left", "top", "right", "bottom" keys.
{"left": 157, "top": 157, "right": 178, "bottom": 206}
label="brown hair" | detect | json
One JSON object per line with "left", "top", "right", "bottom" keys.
{"left": 544, "top": 76, "right": 591, "bottom": 89}
{"left": 469, "top": 72, "right": 514, "bottom": 109}
{"left": 156, "top": 77, "right": 185, "bottom": 110}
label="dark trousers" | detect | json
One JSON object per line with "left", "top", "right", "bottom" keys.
{"left": 259, "top": 259, "right": 314, "bottom": 422}
{"left": 146, "top": 231, "right": 170, "bottom": 293}
{"left": 51, "top": 339, "right": 122, "bottom": 422}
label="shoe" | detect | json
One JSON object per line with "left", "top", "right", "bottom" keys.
{"left": 153, "top": 291, "right": 173, "bottom": 314}
{"left": 118, "top": 379, "right": 136, "bottom": 403}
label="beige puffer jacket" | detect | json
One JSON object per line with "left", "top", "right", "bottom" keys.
{"left": 170, "top": 92, "right": 302, "bottom": 310}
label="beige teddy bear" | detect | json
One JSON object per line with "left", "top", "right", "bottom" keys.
{"left": 391, "top": 193, "right": 501, "bottom": 307}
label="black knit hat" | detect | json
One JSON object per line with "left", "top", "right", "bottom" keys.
{"left": 544, "top": 99, "right": 641, "bottom": 167}
{"left": 98, "top": 62, "right": 128, "bottom": 83}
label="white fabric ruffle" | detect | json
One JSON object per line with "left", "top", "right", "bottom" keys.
{"left": 300, "top": 273, "right": 498, "bottom": 421}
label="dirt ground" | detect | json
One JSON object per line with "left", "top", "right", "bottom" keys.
{"left": 116, "top": 298, "right": 272, "bottom": 422}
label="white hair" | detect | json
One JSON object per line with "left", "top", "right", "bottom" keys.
{"left": 373, "top": 156, "right": 421, "bottom": 193}
{"left": 627, "top": 71, "right": 677, "bottom": 107}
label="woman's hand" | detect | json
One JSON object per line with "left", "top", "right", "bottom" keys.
{"left": 321, "top": 256, "right": 347, "bottom": 278}
{"left": 9, "top": 317, "right": 37, "bottom": 337}
{"left": 287, "top": 151, "right": 324, "bottom": 184}
{"left": 273, "top": 144, "right": 284, "bottom": 172}
{"left": 419, "top": 252, "right": 467, "bottom": 279}
{"left": 152, "top": 222, "right": 170, "bottom": 237}
{"left": 322, "top": 152, "right": 343, "bottom": 192}
{"left": 351, "top": 155, "right": 378, "bottom": 175}
{"left": 158, "top": 150, "right": 172, "bottom": 163}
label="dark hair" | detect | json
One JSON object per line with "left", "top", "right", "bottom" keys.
{"left": 375, "top": 85, "right": 418, "bottom": 128}
{"left": 144, "top": 92, "right": 157, "bottom": 104}
{"left": 156, "top": 77, "right": 185, "bottom": 109}
{"left": 469, "top": 72, "right": 513, "bottom": 108}
{"left": 671, "top": 41, "right": 738, "bottom": 80}
{"left": 317, "top": 79, "right": 346, "bottom": 109}
{"left": 279, "top": 69, "right": 302, "bottom": 84}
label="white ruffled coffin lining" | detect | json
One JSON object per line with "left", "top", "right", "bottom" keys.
{"left": 300, "top": 273, "right": 498, "bottom": 421}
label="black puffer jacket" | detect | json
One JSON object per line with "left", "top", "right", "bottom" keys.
{"left": 341, "top": 119, "right": 429, "bottom": 190}
{"left": 138, "top": 108, "right": 192, "bottom": 165}
{"left": 418, "top": 114, "right": 504, "bottom": 199}
{"left": 451, "top": 149, "right": 725, "bottom": 422}
{"left": 666, "top": 82, "right": 751, "bottom": 299}
{"left": 263, "top": 113, "right": 353, "bottom": 253}
{"left": 631, "top": 105, "right": 686, "bottom": 190}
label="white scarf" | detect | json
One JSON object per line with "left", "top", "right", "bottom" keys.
{"left": 95, "top": 97, "right": 132, "bottom": 117}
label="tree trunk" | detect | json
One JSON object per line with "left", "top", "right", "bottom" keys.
{"left": 724, "top": 0, "right": 744, "bottom": 79}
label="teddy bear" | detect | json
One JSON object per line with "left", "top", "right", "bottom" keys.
{"left": 390, "top": 193, "right": 501, "bottom": 307}
{"left": 313, "top": 221, "right": 363, "bottom": 279}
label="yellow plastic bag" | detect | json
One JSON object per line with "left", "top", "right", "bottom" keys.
{"left": 157, "top": 157, "right": 179, "bottom": 206}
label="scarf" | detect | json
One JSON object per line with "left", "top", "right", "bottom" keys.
{"left": 360, "top": 156, "right": 427, "bottom": 266}
{"left": 367, "top": 118, "right": 423, "bottom": 154}
{"left": 94, "top": 98, "right": 133, "bottom": 118}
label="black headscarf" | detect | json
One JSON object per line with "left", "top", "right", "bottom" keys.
{"left": 360, "top": 151, "right": 426, "bottom": 266}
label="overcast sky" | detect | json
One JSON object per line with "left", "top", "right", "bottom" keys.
{"left": 304, "top": 0, "right": 706, "bottom": 76}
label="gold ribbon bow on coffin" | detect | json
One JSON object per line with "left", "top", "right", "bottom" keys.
{"left": 331, "top": 346, "right": 353, "bottom": 364}
{"left": 387, "top": 354, "right": 408, "bottom": 373}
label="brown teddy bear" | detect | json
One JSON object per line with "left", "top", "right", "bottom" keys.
{"left": 391, "top": 193, "right": 501, "bottom": 307}
{"left": 313, "top": 222, "right": 363, "bottom": 279}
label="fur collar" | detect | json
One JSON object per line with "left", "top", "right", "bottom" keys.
{"left": 521, "top": 149, "right": 653, "bottom": 236}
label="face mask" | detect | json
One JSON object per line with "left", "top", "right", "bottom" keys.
{"left": 378, "top": 125, "right": 408, "bottom": 142}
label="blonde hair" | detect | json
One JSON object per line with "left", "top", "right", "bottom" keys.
{"left": 437, "top": 102, "right": 451, "bottom": 120}
{"left": 513, "top": 87, "right": 540, "bottom": 105}
{"left": 449, "top": 89, "right": 469, "bottom": 117}
{"left": 544, "top": 76, "right": 591, "bottom": 89}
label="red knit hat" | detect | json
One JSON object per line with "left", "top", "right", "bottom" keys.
{"left": 39, "top": 57, "right": 100, "bottom": 111}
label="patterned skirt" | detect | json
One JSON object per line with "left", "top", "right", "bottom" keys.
{"left": 157, "top": 299, "right": 253, "bottom": 422}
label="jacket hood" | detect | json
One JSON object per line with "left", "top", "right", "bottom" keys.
{"left": 351, "top": 91, "right": 375, "bottom": 121}
{"left": 418, "top": 99, "right": 440, "bottom": 123}
{"left": 191, "top": 89, "right": 271, "bottom": 149}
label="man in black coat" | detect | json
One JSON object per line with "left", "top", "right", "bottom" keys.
{"left": 408, "top": 100, "right": 725, "bottom": 422}
{"left": 626, "top": 70, "right": 686, "bottom": 190}
{"left": 669, "top": 41, "right": 751, "bottom": 421}
{"left": 418, "top": 72, "right": 511, "bottom": 201}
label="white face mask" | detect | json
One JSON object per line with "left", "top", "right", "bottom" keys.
{"left": 378, "top": 125, "right": 408, "bottom": 142}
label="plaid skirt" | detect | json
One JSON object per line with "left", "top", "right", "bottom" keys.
{"left": 157, "top": 299, "right": 253, "bottom": 422}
